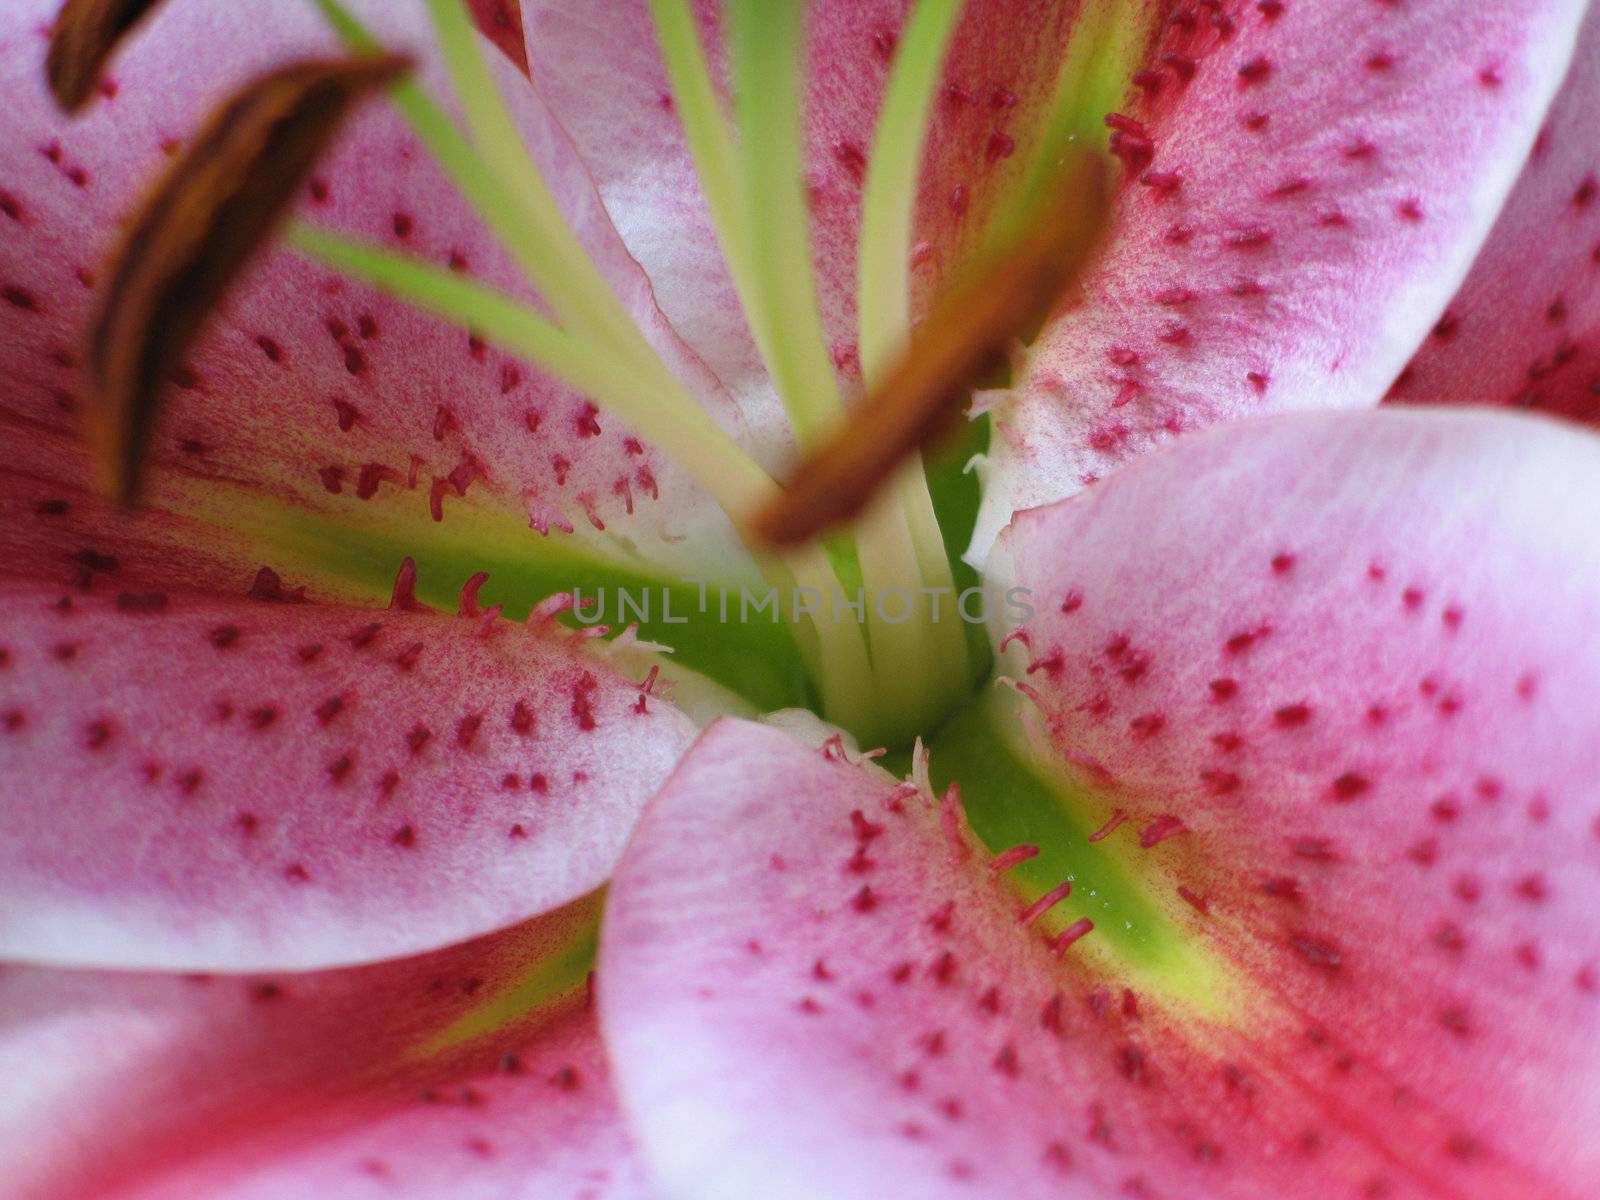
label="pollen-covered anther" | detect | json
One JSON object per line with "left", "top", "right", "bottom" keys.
{"left": 83, "top": 50, "right": 411, "bottom": 505}
{"left": 47, "top": 0, "right": 170, "bottom": 113}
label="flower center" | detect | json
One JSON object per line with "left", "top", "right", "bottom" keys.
{"left": 302, "top": 0, "right": 1145, "bottom": 748}
{"left": 80, "top": 0, "right": 1143, "bottom": 749}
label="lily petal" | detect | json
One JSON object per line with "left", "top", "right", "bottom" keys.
{"left": 1392, "top": 1, "right": 1600, "bottom": 422}
{"left": 971, "top": 0, "right": 1589, "bottom": 562}
{"left": 601, "top": 409, "right": 1600, "bottom": 1198}
{"left": 0, "top": 0, "right": 751, "bottom": 576}
{"left": 0, "top": 897, "right": 650, "bottom": 1199}
{"left": 0, "top": 574, "right": 695, "bottom": 970}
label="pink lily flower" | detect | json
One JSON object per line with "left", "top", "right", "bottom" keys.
{"left": 1, "top": 1, "right": 1597, "bottom": 1197}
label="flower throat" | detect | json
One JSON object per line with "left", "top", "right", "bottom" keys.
{"left": 60, "top": 0, "right": 1145, "bottom": 748}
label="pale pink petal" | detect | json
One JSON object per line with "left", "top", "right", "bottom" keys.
{"left": 0, "top": 899, "right": 651, "bottom": 1200}
{"left": 0, "top": 573, "right": 695, "bottom": 970}
{"left": 520, "top": 0, "right": 1101, "bottom": 434}
{"left": 1392, "top": 2, "right": 1600, "bottom": 422}
{"left": 0, "top": 0, "right": 750, "bottom": 571}
{"left": 972, "top": 0, "right": 1589, "bottom": 562}
{"left": 601, "top": 409, "right": 1600, "bottom": 1198}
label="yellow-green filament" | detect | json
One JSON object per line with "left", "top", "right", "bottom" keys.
{"left": 725, "top": 0, "right": 844, "bottom": 444}
{"left": 422, "top": 0, "right": 655, "bottom": 361}
{"left": 852, "top": 0, "right": 975, "bottom": 723}
{"left": 718, "top": 0, "right": 970, "bottom": 739}
{"left": 999, "top": 0, "right": 1152, "bottom": 245}
{"left": 286, "top": 222, "right": 769, "bottom": 517}
{"left": 316, "top": 0, "right": 660, "bottom": 387}
{"left": 644, "top": 0, "right": 765, "bottom": 362}
{"left": 855, "top": 0, "right": 963, "bottom": 387}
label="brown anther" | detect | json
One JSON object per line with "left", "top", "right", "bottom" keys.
{"left": 47, "top": 0, "right": 169, "bottom": 113}
{"left": 85, "top": 53, "right": 410, "bottom": 505}
{"left": 750, "top": 150, "right": 1109, "bottom": 547}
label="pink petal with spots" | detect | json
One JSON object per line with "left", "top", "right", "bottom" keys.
{"left": 0, "top": 900, "right": 651, "bottom": 1200}
{"left": 972, "top": 0, "right": 1589, "bottom": 562}
{"left": 1393, "top": 2, "right": 1600, "bottom": 422}
{"left": 0, "top": 0, "right": 749, "bottom": 571}
{"left": 520, "top": 0, "right": 1116, "bottom": 436}
{"left": 601, "top": 410, "right": 1600, "bottom": 1199}
{"left": 0, "top": 575, "right": 695, "bottom": 970}
{"left": 989, "top": 406, "right": 1600, "bottom": 1192}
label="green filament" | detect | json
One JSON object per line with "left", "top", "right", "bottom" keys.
{"left": 286, "top": 223, "right": 772, "bottom": 517}
{"left": 855, "top": 0, "right": 964, "bottom": 387}
{"left": 723, "top": 0, "right": 976, "bottom": 735}
{"left": 315, "top": 0, "right": 661, "bottom": 384}
{"left": 644, "top": 0, "right": 764, "bottom": 363}
{"left": 285, "top": 221, "right": 878, "bottom": 727}
{"left": 997, "top": 0, "right": 1152, "bottom": 246}
{"left": 851, "top": 0, "right": 976, "bottom": 723}
{"left": 725, "top": 0, "right": 846, "bottom": 444}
